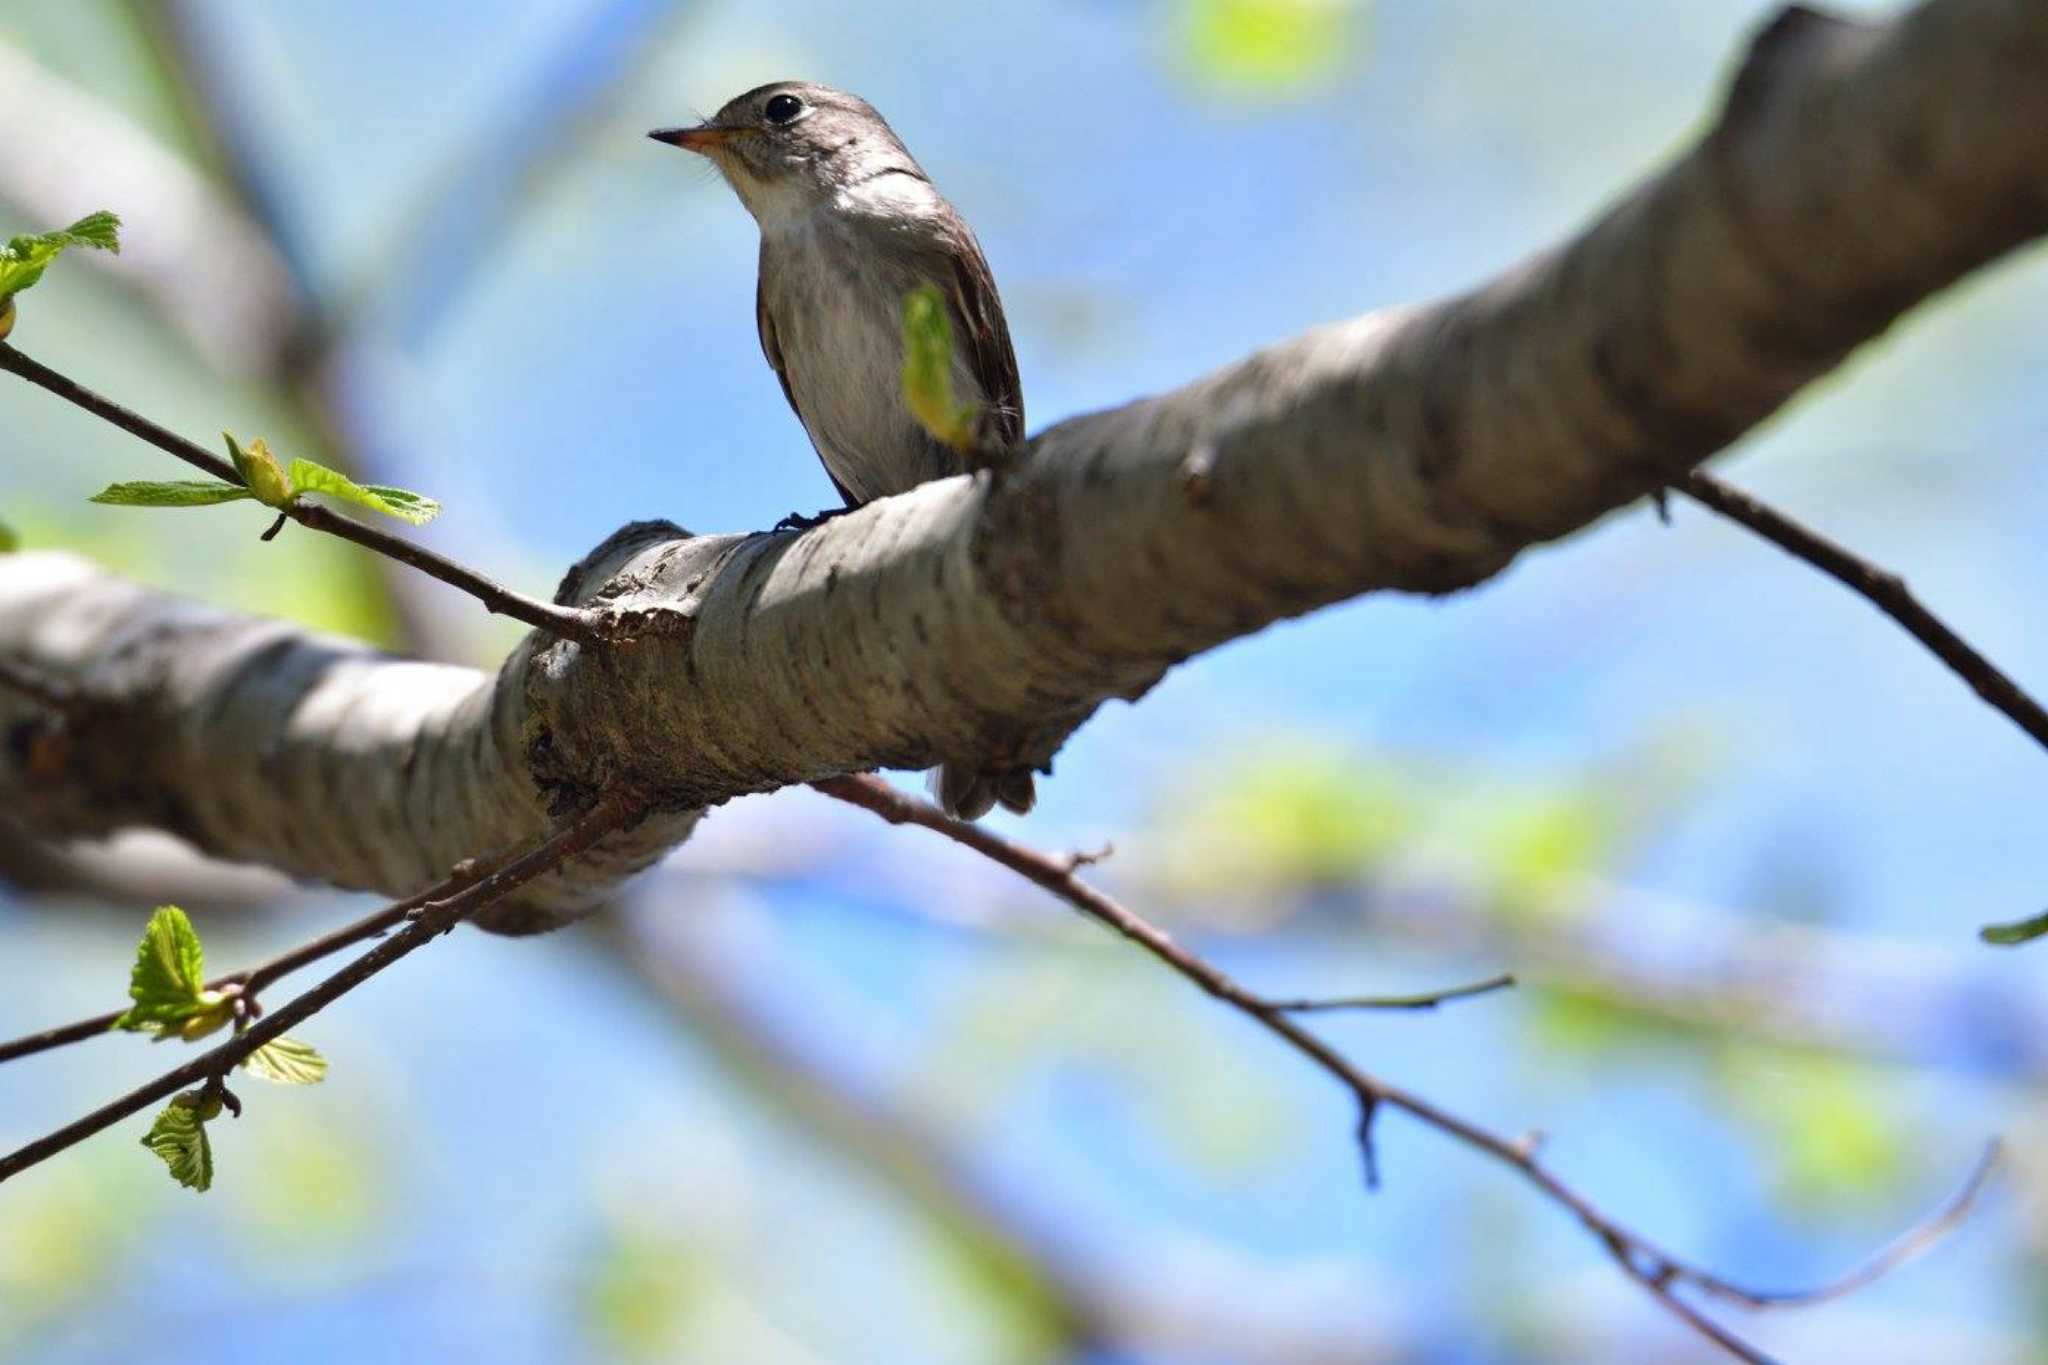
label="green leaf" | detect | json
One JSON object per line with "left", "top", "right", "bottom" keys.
{"left": 1981, "top": 908, "right": 2048, "bottom": 946}
{"left": 286, "top": 458, "right": 440, "bottom": 526}
{"left": 89, "top": 480, "right": 254, "bottom": 508}
{"left": 141, "top": 1093, "right": 214, "bottom": 1192}
{"left": 113, "top": 905, "right": 229, "bottom": 1038}
{"left": 0, "top": 210, "right": 121, "bottom": 304}
{"left": 45, "top": 210, "right": 120, "bottom": 252}
{"left": 0, "top": 518, "right": 17, "bottom": 552}
{"left": 900, "top": 284, "right": 979, "bottom": 453}
{"left": 224, "top": 433, "right": 293, "bottom": 508}
{"left": 359, "top": 484, "right": 442, "bottom": 521}
{"left": 242, "top": 1036, "right": 328, "bottom": 1085}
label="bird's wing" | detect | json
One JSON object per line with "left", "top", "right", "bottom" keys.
{"left": 758, "top": 266, "right": 859, "bottom": 507}
{"left": 938, "top": 222, "right": 1025, "bottom": 450}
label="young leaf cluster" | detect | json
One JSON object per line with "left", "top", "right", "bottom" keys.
{"left": 0, "top": 211, "right": 120, "bottom": 339}
{"left": 114, "top": 907, "right": 328, "bottom": 1192}
{"left": 89, "top": 433, "right": 440, "bottom": 527}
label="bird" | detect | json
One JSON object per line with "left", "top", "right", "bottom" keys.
{"left": 651, "top": 81, "right": 1035, "bottom": 821}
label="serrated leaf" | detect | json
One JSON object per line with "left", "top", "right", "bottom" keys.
{"left": 0, "top": 210, "right": 121, "bottom": 303}
{"left": 242, "top": 1035, "right": 328, "bottom": 1085}
{"left": 360, "top": 484, "right": 442, "bottom": 521}
{"left": 141, "top": 1094, "right": 213, "bottom": 1192}
{"left": 1981, "top": 908, "right": 2048, "bottom": 946}
{"left": 113, "top": 906, "right": 225, "bottom": 1036}
{"left": 89, "top": 480, "right": 254, "bottom": 508}
{"left": 900, "top": 284, "right": 979, "bottom": 453}
{"left": 224, "top": 433, "right": 293, "bottom": 508}
{"left": 286, "top": 458, "right": 440, "bottom": 525}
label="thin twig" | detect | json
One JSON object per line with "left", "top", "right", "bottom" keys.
{"left": 1688, "top": 1138, "right": 2001, "bottom": 1310}
{"left": 0, "top": 850, "right": 518, "bottom": 1066}
{"left": 1681, "top": 471, "right": 2048, "bottom": 754}
{"left": 812, "top": 774, "right": 1995, "bottom": 1364}
{"left": 0, "top": 792, "right": 639, "bottom": 1183}
{"left": 1269, "top": 972, "right": 1518, "bottom": 1013}
{"left": 1060, "top": 842, "right": 1114, "bottom": 873}
{"left": 0, "top": 342, "right": 610, "bottom": 645}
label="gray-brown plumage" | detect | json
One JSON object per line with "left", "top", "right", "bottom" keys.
{"left": 652, "top": 82, "right": 1033, "bottom": 820}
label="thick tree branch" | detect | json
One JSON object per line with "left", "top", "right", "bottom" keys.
{"left": 0, "top": 0, "right": 2042, "bottom": 935}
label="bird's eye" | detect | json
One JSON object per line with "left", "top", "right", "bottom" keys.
{"left": 763, "top": 93, "right": 804, "bottom": 125}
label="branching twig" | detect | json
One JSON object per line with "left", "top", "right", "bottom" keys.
{"left": 0, "top": 342, "right": 612, "bottom": 645}
{"left": 1268, "top": 972, "right": 1518, "bottom": 1013}
{"left": 1681, "top": 471, "right": 2048, "bottom": 754}
{"left": 0, "top": 848, "right": 525, "bottom": 1065}
{"left": 0, "top": 791, "right": 640, "bottom": 1183}
{"left": 812, "top": 774, "right": 1996, "bottom": 1365}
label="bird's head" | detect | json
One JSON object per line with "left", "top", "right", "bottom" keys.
{"left": 650, "top": 82, "right": 922, "bottom": 225}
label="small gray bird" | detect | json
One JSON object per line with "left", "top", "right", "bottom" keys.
{"left": 651, "top": 81, "right": 1034, "bottom": 820}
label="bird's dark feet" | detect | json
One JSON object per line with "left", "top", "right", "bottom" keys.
{"left": 773, "top": 505, "right": 854, "bottom": 533}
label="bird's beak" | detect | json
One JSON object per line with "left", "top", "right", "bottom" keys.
{"left": 649, "top": 124, "right": 740, "bottom": 153}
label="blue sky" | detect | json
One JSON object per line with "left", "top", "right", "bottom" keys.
{"left": 3, "top": 2, "right": 2046, "bottom": 1360}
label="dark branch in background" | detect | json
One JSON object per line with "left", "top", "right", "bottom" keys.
{"left": 0, "top": 342, "right": 613, "bottom": 645}
{"left": 602, "top": 894, "right": 1423, "bottom": 1365}
{"left": 1681, "top": 471, "right": 2048, "bottom": 753}
{"left": 0, "top": 791, "right": 641, "bottom": 1183}
{"left": 811, "top": 775, "right": 1996, "bottom": 1365}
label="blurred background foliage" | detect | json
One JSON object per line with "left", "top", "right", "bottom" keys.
{"left": 2, "top": 0, "right": 2046, "bottom": 1361}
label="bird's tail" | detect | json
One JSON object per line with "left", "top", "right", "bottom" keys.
{"left": 931, "top": 763, "right": 1035, "bottom": 821}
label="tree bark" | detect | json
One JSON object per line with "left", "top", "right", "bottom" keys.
{"left": 3, "top": 0, "right": 2043, "bottom": 931}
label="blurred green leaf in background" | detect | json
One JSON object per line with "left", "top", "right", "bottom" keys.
{"left": 1170, "top": 0, "right": 1369, "bottom": 97}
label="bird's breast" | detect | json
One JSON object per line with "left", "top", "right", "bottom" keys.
{"left": 761, "top": 216, "right": 976, "bottom": 504}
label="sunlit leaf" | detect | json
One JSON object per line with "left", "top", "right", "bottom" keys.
{"left": 89, "top": 480, "right": 253, "bottom": 508}
{"left": 288, "top": 458, "right": 440, "bottom": 525}
{"left": 0, "top": 210, "right": 121, "bottom": 304}
{"left": 141, "top": 1093, "right": 214, "bottom": 1192}
{"left": 113, "top": 906, "right": 217, "bottom": 1035}
{"left": 242, "top": 1036, "right": 328, "bottom": 1085}
{"left": 225, "top": 433, "right": 293, "bottom": 508}
{"left": 900, "top": 284, "right": 979, "bottom": 453}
